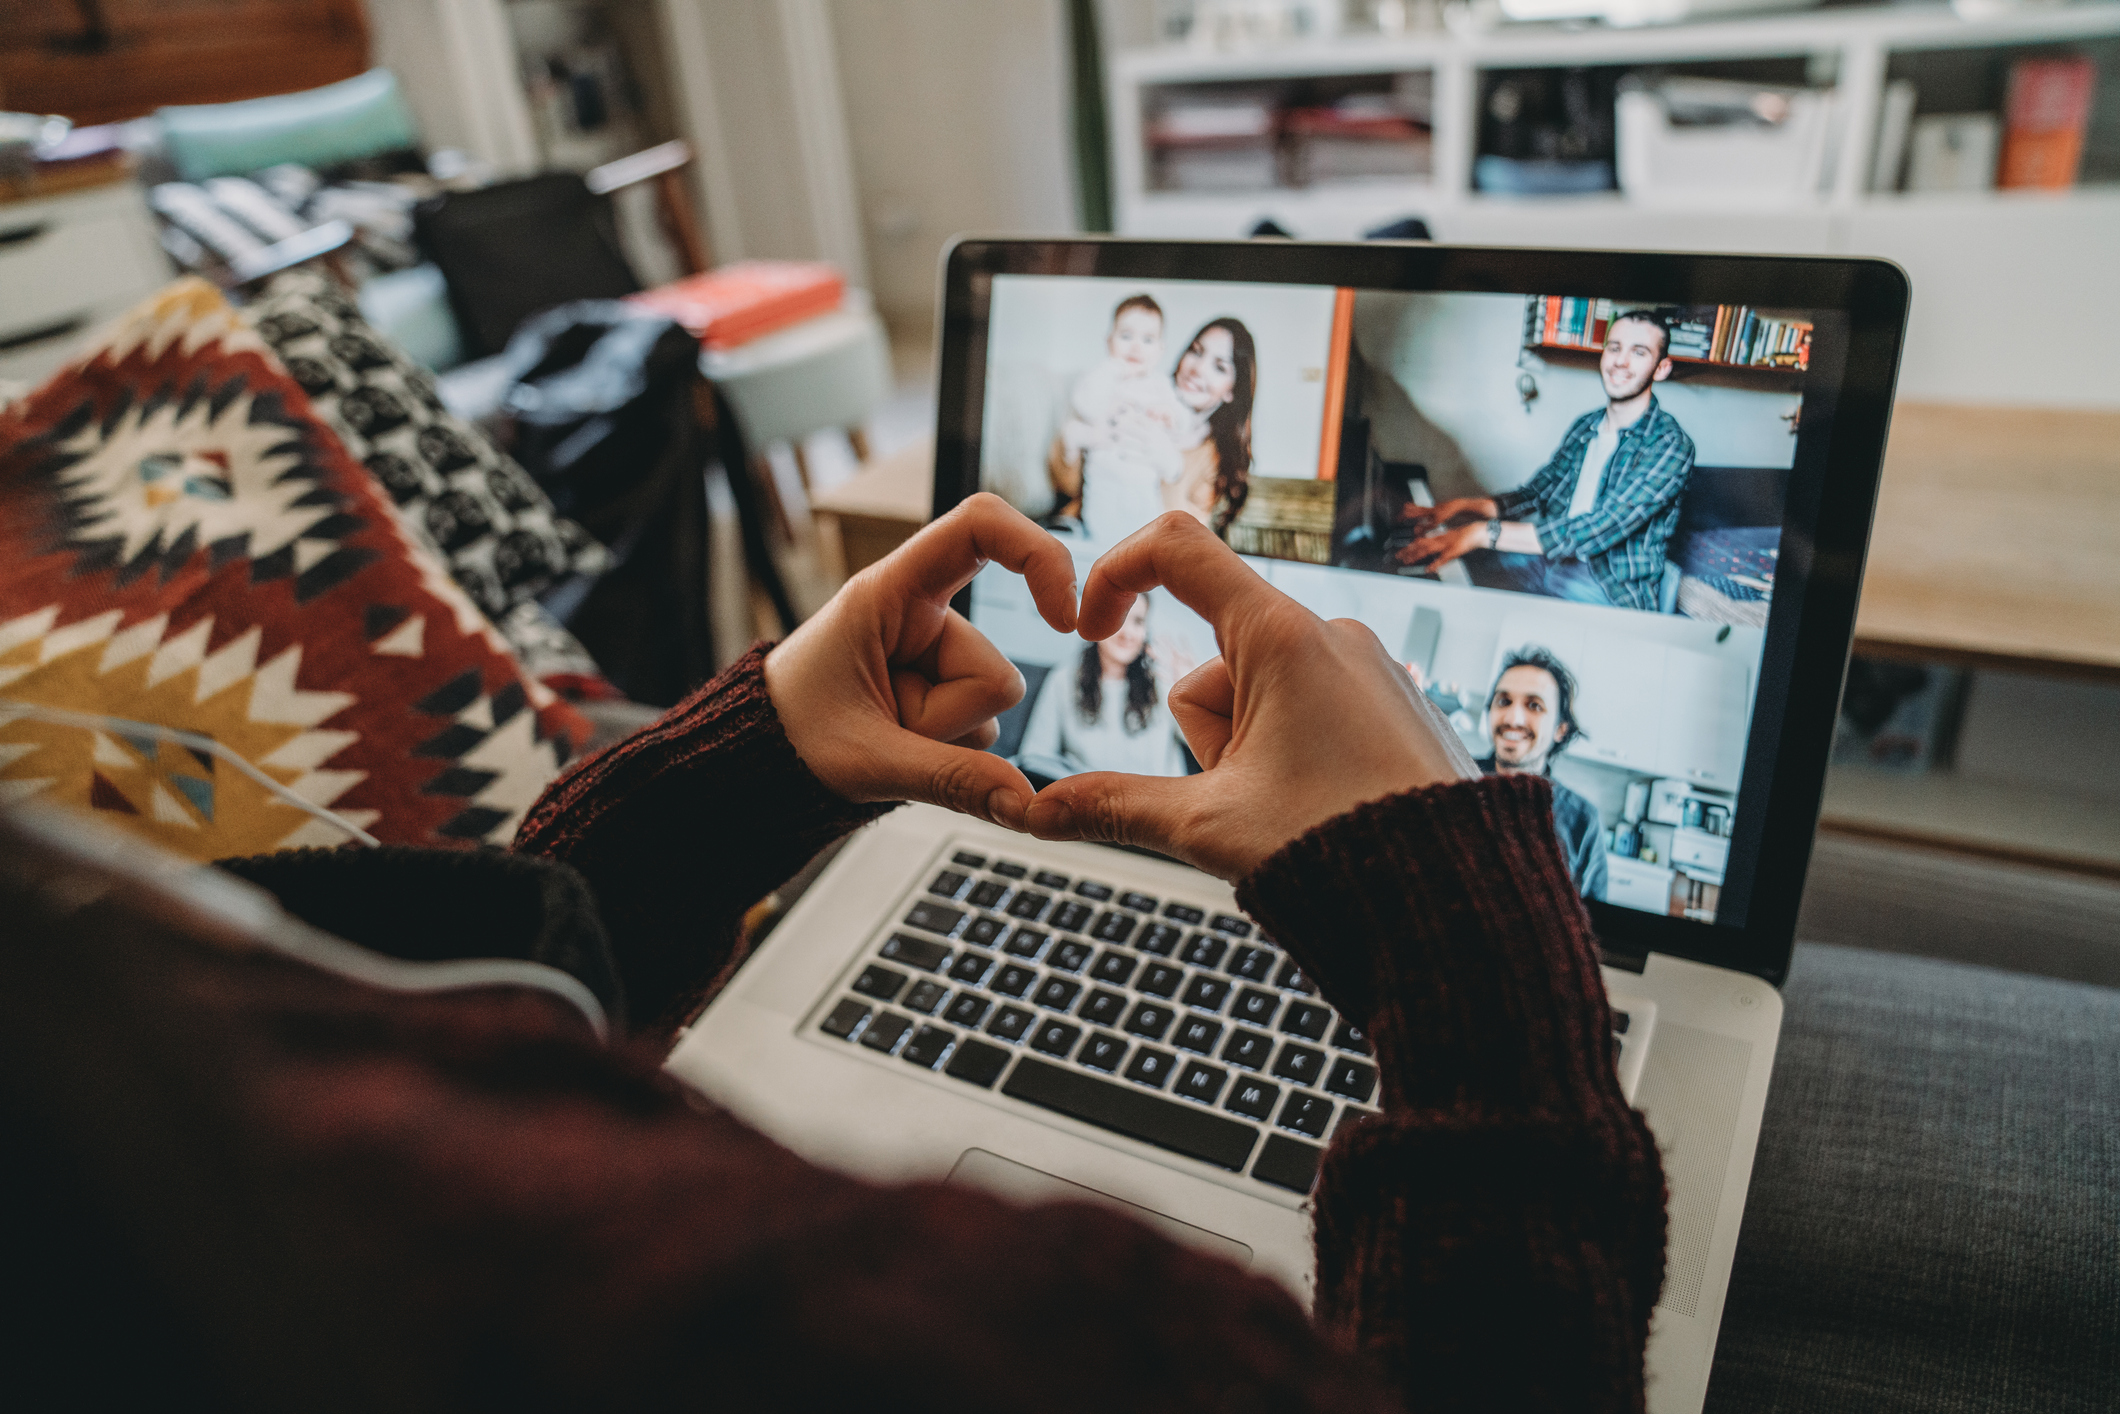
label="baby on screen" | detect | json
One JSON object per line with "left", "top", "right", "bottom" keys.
{"left": 1063, "top": 294, "right": 1186, "bottom": 543}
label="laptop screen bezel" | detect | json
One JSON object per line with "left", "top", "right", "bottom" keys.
{"left": 932, "top": 237, "right": 1909, "bottom": 990}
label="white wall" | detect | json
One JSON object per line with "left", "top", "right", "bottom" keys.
{"left": 828, "top": 0, "right": 1078, "bottom": 326}
{"left": 366, "top": 0, "right": 540, "bottom": 176}
{"left": 979, "top": 274, "right": 1340, "bottom": 510}
{"left": 1352, "top": 291, "right": 1802, "bottom": 502}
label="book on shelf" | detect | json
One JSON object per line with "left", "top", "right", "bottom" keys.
{"left": 1907, "top": 113, "right": 1999, "bottom": 192}
{"left": 1998, "top": 56, "right": 2097, "bottom": 191}
{"left": 1525, "top": 297, "right": 1809, "bottom": 370}
{"left": 1871, "top": 79, "right": 1918, "bottom": 192}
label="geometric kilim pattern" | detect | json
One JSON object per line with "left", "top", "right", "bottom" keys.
{"left": 0, "top": 279, "right": 591, "bottom": 858}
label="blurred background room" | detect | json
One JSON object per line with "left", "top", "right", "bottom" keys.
{"left": 1, "top": 0, "right": 2115, "bottom": 977}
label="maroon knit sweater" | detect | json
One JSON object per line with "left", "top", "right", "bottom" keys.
{"left": 1, "top": 649, "right": 1664, "bottom": 1413}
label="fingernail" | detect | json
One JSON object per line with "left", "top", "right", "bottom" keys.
{"left": 987, "top": 788, "right": 1028, "bottom": 831}
{"left": 1026, "top": 796, "right": 1073, "bottom": 837}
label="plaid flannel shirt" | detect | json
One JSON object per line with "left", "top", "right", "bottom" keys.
{"left": 1494, "top": 396, "right": 1696, "bottom": 612}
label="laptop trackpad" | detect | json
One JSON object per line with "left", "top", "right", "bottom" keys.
{"left": 947, "top": 1148, "right": 1254, "bottom": 1267}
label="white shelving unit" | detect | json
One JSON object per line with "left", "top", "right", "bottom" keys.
{"left": 1109, "top": 3, "right": 2120, "bottom": 406}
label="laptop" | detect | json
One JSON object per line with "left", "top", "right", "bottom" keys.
{"left": 664, "top": 238, "right": 1908, "bottom": 1414}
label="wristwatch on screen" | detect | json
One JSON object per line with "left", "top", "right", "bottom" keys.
{"left": 1486, "top": 518, "right": 1502, "bottom": 549}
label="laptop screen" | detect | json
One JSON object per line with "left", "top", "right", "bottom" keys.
{"left": 940, "top": 242, "right": 1903, "bottom": 975}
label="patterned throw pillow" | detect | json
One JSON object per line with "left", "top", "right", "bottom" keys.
{"left": 243, "top": 269, "right": 611, "bottom": 680}
{"left": 0, "top": 279, "right": 592, "bottom": 858}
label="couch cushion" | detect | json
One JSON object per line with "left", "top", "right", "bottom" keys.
{"left": 1708, "top": 942, "right": 2118, "bottom": 1412}
{"left": 245, "top": 269, "right": 612, "bottom": 684}
{"left": 0, "top": 279, "right": 590, "bottom": 856}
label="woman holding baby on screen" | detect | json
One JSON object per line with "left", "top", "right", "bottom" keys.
{"left": 1047, "top": 294, "right": 1257, "bottom": 544}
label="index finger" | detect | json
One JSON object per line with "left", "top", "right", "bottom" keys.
{"left": 880, "top": 491, "right": 1078, "bottom": 634}
{"left": 1075, "top": 510, "right": 1296, "bottom": 642}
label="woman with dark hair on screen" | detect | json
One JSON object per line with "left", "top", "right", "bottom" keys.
{"left": 1052, "top": 317, "right": 1258, "bottom": 539}
{"left": 1014, "top": 592, "right": 1192, "bottom": 780}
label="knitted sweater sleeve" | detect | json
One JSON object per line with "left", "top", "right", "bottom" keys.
{"left": 1237, "top": 773, "right": 1668, "bottom": 1414}
{"left": 513, "top": 646, "right": 892, "bottom": 1032}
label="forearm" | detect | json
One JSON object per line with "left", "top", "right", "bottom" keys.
{"left": 1495, "top": 519, "right": 1543, "bottom": 555}
{"left": 1237, "top": 775, "right": 1665, "bottom": 1411}
{"left": 514, "top": 646, "right": 893, "bottom": 1033}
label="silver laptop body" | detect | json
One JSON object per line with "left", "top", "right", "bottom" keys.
{"left": 666, "top": 237, "right": 1906, "bottom": 1414}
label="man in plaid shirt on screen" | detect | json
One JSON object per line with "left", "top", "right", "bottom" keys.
{"left": 1396, "top": 308, "right": 1696, "bottom": 613}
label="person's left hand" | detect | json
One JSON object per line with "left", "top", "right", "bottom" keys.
{"left": 764, "top": 493, "right": 1079, "bottom": 830}
{"left": 1394, "top": 520, "right": 1488, "bottom": 569}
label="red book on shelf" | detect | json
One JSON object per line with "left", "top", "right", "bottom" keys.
{"left": 1544, "top": 295, "right": 1562, "bottom": 345}
{"left": 629, "top": 260, "right": 846, "bottom": 349}
{"left": 1998, "top": 56, "right": 2096, "bottom": 190}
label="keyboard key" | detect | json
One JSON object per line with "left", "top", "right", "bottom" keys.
{"left": 878, "top": 933, "right": 949, "bottom": 971}
{"left": 1324, "top": 1058, "right": 1378, "bottom": 1103}
{"left": 903, "top": 979, "right": 949, "bottom": 1015}
{"left": 820, "top": 998, "right": 870, "bottom": 1038}
{"left": 1280, "top": 1002, "right": 1332, "bottom": 1041}
{"left": 1124, "top": 1047, "right": 1176, "bottom": 1090}
{"left": 1050, "top": 901, "right": 1095, "bottom": 934}
{"left": 949, "top": 950, "right": 996, "bottom": 986}
{"left": 1224, "top": 1075, "right": 1280, "bottom": 1121}
{"left": 1277, "top": 1091, "right": 1333, "bottom": 1139}
{"left": 945, "top": 1037, "right": 1011, "bottom": 1088}
{"left": 1180, "top": 934, "right": 1228, "bottom": 970}
{"left": 1330, "top": 1018, "right": 1371, "bottom": 1054}
{"left": 1049, "top": 940, "right": 1093, "bottom": 974}
{"left": 1231, "top": 987, "right": 1279, "bottom": 1027}
{"left": 1033, "top": 870, "right": 1070, "bottom": 889}
{"left": 1006, "top": 891, "right": 1051, "bottom": 920}
{"left": 991, "top": 963, "right": 1037, "bottom": 999}
{"left": 1138, "top": 962, "right": 1184, "bottom": 998}
{"left": 1274, "top": 958, "right": 1316, "bottom": 995}
{"left": 1252, "top": 1134, "right": 1323, "bottom": 1194}
{"left": 1003, "top": 927, "right": 1050, "bottom": 959}
{"left": 1223, "top": 1028, "right": 1273, "bottom": 1071}
{"left": 1123, "top": 1001, "right": 1176, "bottom": 1042}
{"left": 902, "top": 1024, "right": 955, "bottom": 1069}
{"left": 966, "top": 879, "right": 1009, "bottom": 909}
{"left": 1612, "top": 1009, "right": 1632, "bottom": 1035}
{"left": 1209, "top": 913, "right": 1253, "bottom": 937}
{"left": 1120, "top": 891, "right": 1158, "bottom": 914}
{"left": 1034, "top": 977, "right": 1082, "bottom": 1012}
{"left": 961, "top": 916, "right": 1006, "bottom": 948}
{"left": 1174, "top": 1061, "right": 1227, "bottom": 1105}
{"left": 991, "top": 860, "right": 1028, "bottom": 880}
{"left": 1090, "top": 911, "right": 1137, "bottom": 945}
{"left": 1003, "top": 1056, "right": 1261, "bottom": 1172}
{"left": 1136, "top": 923, "right": 1183, "bottom": 956}
{"left": 944, "top": 994, "right": 992, "bottom": 1028}
{"left": 1272, "top": 1043, "right": 1325, "bottom": 1086}
{"left": 988, "top": 1005, "right": 1035, "bottom": 1043}
{"left": 1173, "top": 1016, "right": 1224, "bottom": 1054}
{"left": 1227, "top": 946, "right": 1275, "bottom": 982}
{"left": 860, "top": 1012, "right": 912, "bottom": 1053}
{"left": 1183, "top": 975, "right": 1231, "bottom": 1013}
{"left": 1162, "top": 903, "right": 1205, "bottom": 925}
{"left": 1074, "top": 880, "right": 1114, "bottom": 902}
{"left": 852, "top": 964, "right": 907, "bottom": 1002}
{"left": 1079, "top": 1032, "right": 1128, "bottom": 1073}
{"left": 904, "top": 902, "right": 965, "bottom": 937}
{"left": 1081, "top": 989, "right": 1128, "bottom": 1027}
{"left": 1090, "top": 950, "right": 1138, "bottom": 987}
{"left": 1335, "top": 1107, "right": 1380, "bottom": 1142}
{"left": 1030, "top": 1020, "right": 1082, "bottom": 1058}
{"left": 930, "top": 870, "right": 970, "bottom": 900}
{"left": 951, "top": 850, "right": 987, "bottom": 869}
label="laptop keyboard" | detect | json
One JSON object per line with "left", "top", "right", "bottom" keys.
{"left": 811, "top": 843, "right": 1636, "bottom": 1198}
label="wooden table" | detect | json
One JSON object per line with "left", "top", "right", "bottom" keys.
{"left": 808, "top": 435, "right": 935, "bottom": 580}
{"left": 1853, "top": 403, "right": 2120, "bottom": 684}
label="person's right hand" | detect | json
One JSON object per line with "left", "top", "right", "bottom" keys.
{"left": 1400, "top": 494, "right": 1499, "bottom": 535}
{"left": 1025, "top": 513, "right": 1480, "bottom": 881}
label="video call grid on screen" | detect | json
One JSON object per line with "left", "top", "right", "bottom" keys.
{"left": 968, "top": 272, "right": 1824, "bottom": 929}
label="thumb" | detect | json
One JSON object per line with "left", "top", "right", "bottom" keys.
{"left": 1025, "top": 770, "right": 1213, "bottom": 870}
{"left": 880, "top": 728, "right": 1039, "bottom": 830}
